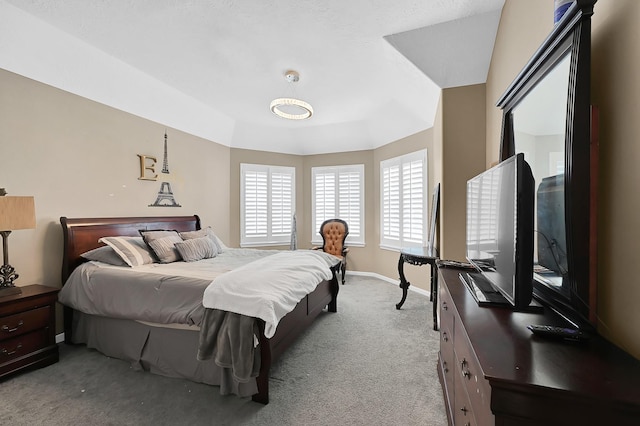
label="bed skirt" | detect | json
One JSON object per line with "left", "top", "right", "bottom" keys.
{"left": 70, "top": 312, "right": 258, "bottom": 397}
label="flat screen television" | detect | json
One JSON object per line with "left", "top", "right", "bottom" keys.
{"left": 465, "top": 153, "right": 535, "bottom": 309}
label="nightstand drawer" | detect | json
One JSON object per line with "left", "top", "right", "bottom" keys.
{"left": 0, "top": 306, "right": 51, "bottom": 341}
{"left": 0, "top": 328, "right": 50, "bottom": 365}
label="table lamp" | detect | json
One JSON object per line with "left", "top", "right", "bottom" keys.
{"left": 0, "top": 191, "right": 36, "bottom": 297}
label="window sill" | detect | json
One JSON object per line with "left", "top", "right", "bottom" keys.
{"left": 311, "top": 240, "right": 365, "bottom": 248}
{"left": 240, "top": 241, "right": 290, "bottom": 248}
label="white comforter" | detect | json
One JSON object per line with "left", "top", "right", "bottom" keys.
{"left": 202, "top": 249, "right": 339, "bottom": 338}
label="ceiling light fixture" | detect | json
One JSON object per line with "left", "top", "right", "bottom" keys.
{"left": 270, "top": 70, "right": 313, "bottom": 120}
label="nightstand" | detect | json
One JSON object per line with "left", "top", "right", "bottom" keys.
{"left": 0, "top": 285, "right": 59, "bottom": 379}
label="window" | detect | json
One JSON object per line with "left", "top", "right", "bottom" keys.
{"left": 380, "top": 150, "right": 427, "bottom": 249}
{"left": 240, "top": 163, "right": 295, "bottom": 247}
{"left": 311, "top": 164, "right": 364, "bottom": 246}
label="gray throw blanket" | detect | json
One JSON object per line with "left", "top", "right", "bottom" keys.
{"left": 197, "top": 308, "right": 261, "bottom": 383}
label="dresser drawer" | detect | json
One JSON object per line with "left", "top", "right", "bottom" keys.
{"left": 439, "top": 283, "right": 454, "bottom": 338}
{"left": 0, "top": 306, "right": 51, "bottom": 341}
{"left": 440, "top": 320, "right": 455, "bottom": 397}
{"left": 454, "top": 324, "right": 493, "bottom": 424}
{"left": 0, "top": 328, "right": 51, "bottom": 365}
{"left": 454, "top": 355, "right": 478, "bottom": 426}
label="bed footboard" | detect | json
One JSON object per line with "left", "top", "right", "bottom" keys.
{"left": 252, "top": 266, "right": 339, "bottom": 404}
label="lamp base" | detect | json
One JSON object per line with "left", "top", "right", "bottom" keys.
{"left": 0, "top": 286, "right": 22, "bottom": 298}
{"left": 0, "top": 262, "right": 19, "bottom": 287}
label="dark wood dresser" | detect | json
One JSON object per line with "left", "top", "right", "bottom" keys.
{"left": 0, "top": 285, "right": 59, "bottom": 379}
{"left": 437, "top": 267, "right": 640, "bottom": 425}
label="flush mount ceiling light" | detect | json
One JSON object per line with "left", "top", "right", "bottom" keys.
{"left": 270, "top": 70, "right": 313, "bottom": 120}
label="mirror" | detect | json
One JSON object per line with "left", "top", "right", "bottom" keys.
{"left": 512, "top": 53, "right": 570, "bottom": 291}
{"left": 496, "top": 0, "right": 597, "bottom": 329}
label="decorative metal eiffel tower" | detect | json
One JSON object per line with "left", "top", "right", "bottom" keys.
{"left": 149, "top": 132, "right": 181, "bottom": 207}
{"left": 161, "top": 131, "right": 170, "bottom": 174}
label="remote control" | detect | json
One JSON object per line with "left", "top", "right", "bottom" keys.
{"left": 527, "top": 324, "right": 589, "bottom": 341}
{"left": 437, "top": 260, "right": 476, "bottom": 270}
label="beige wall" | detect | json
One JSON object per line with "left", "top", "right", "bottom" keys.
{"left": 440, "top": 84, "right": 486, "bottom": 262}
{"left": 487, "top": 0, "right": 640, "bottom": 359}
{"left": 590, "top": 0, "right": 640, "bottom": 359}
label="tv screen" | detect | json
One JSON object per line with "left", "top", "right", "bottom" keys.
{"left": 465, "top": 153, "right": 535, "bottom": 309}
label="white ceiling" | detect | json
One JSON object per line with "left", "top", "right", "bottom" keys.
{"left": 0, "top": 0, "right": 504, "bottom": 155}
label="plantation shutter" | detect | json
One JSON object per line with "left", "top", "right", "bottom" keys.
{"left": 380, "top": 150, "right": 427, "bottom": 249}
{"left": 311, "top": 165, "right": 364, "bottom": 245}
{"left": 241, "top": 164, "right": 295, "bottom": 246}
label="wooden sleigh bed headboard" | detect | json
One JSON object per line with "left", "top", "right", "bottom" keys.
{"left": 60, "top": 215, "right": 200, "bottom": 283}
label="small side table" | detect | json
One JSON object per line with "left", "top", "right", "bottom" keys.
{"left": 0, "top": 285, "right": 59, "bottom": 379}
{"left": 396, "top": 246, "right": 439, "bottom": 330}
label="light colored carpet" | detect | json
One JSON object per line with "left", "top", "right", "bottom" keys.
{"left": 0, "top": 275, "right": 446, "bottom": 426}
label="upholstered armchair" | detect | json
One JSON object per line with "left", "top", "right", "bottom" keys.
{"left": 314, "top": 218, "right": 349, "bottom": 284}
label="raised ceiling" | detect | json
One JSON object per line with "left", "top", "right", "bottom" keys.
{"left": 0, "top": 0, "right": 504, "bottom": 155}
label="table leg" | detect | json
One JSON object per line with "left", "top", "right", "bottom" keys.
{"left": 396, "top": 254, "right": 410, "bottom": 310}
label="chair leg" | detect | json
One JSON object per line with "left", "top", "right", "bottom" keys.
{"left": 341, "top": 260, "right": 346, "bottom": 284}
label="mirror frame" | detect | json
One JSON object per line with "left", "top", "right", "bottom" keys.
{"left": 496, "top": 0, "right": 597, "bottom": 329}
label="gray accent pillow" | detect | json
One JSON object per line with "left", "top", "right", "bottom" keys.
{"left": 179, "top": 227, "right": 225, "bottom": 252}
{"left": 174, "top": 237, "right": 218, "bottom": 262}
{"left": 140, "top": 230, "right": 183, "bottom": 263}
{"left": 80, "top": 246, "right": 128, "bottom": 266}
{"left": 98, "top": 236, "right": 156, "bottom": 267}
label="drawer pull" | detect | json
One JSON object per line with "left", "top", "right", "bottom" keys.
{"left": 460, "top": 406, "right": 468, "bottom": 415}
{"left": 2, "top": 320, "right": 24, "bottom": 333}
{"left": 1, "top": 343, "right": 23, "bottom": 356}
{"left": 461, "top": 358, "right": 471, "bottom": 379}
{"left": 442, "top": 302, "right": 448, "bottom": 311}
{"left": 442, "top": 332, "right": 449, "bottom": 342}
{"left": 443, "top": 361, "right": 449, "bottom": 373}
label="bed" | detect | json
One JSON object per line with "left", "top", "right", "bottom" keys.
{"left": 58, "top": 215, "right": 339, "bottom": 404}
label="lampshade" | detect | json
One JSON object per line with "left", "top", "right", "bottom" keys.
{"left": 0, "top": 195, "right": 36, "bottom": 294}
{"left": 0, "top": 196, "right": 36, "bottom": 231}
